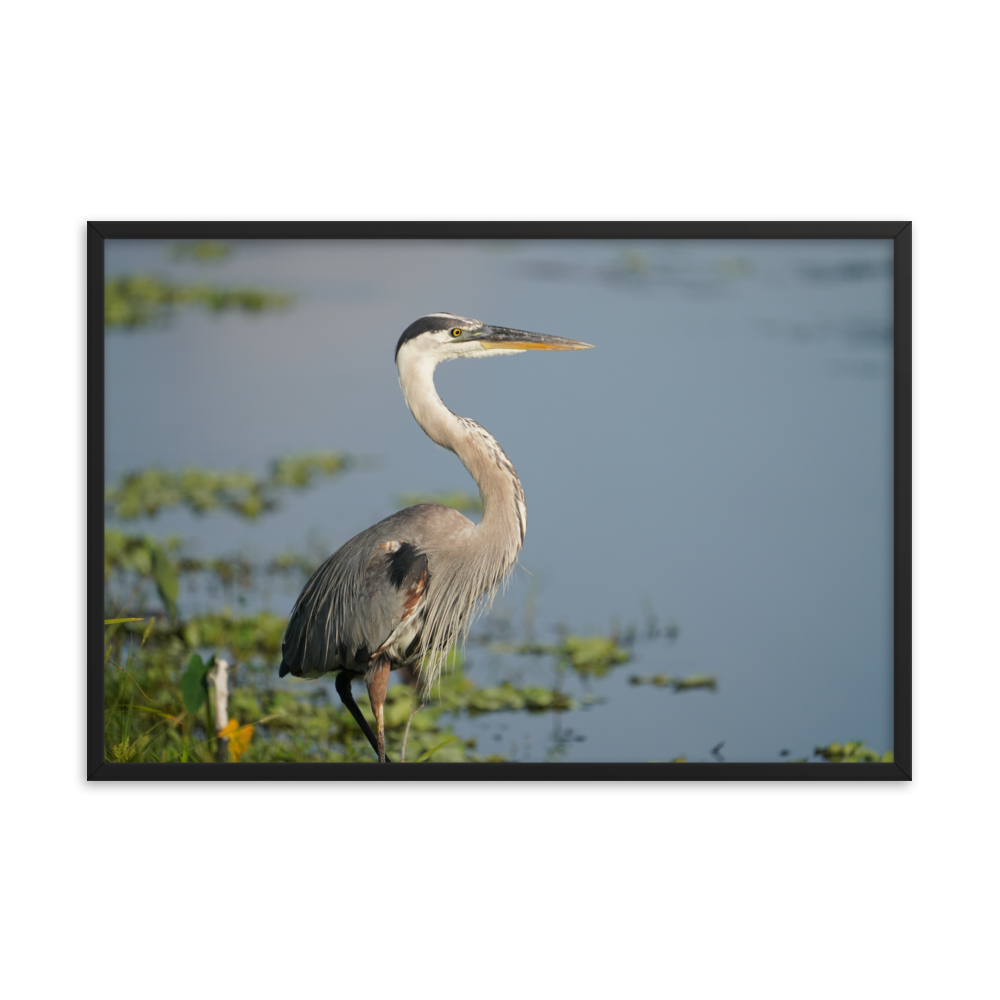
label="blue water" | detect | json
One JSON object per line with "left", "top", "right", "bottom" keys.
{"left": 105, "top": 238, "right": 894, "bottom": 762}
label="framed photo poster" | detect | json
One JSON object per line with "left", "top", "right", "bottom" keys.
{"left": 89, "top": 222, "right": 911, "bottom": 780}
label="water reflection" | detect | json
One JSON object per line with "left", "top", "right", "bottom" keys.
{"left": 516, "top": 247, "right": 749, "bottom": 296}
{"left": 512, "top": 241, "right": 893, "bottom": 384}
{"left": 799, "top": 258, "right": 894, "bottom": 282}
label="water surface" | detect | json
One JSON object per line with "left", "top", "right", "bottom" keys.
{"left": 105, "top": 238, "right": 894, "bottom": 762}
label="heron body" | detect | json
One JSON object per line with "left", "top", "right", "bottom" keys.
{"left": 279, "top": 313, "right": 592, "bottom": 761}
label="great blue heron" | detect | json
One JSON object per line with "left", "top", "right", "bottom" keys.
{"left": 278, "top": 312, "right": 592, "bottom": 762}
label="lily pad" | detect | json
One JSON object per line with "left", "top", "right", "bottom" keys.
{"left": 181, "top": 653, "right": 210, "bottom": 714}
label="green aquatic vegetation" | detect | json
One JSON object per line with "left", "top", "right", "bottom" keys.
{"left": 169, "top": 241, "right": 232, "bottom": 262}
{"left": 105, "top": 273, "right": 290, "bottom": 329}
{"left": 106, "top": 452, "right": 350, "bottom": 520}
{"left": 460, "top": 682, "right": 571, "bottom": 714}
{"left": 484, "top": 635, "right": 631, "bottom": 676}
{"left": 466, "top": 683, "right": 527, "bottom": 713}
{"left": 814, "top": 741, "right": 893, "bottom": 763}
{"left": 520, "top": 687, "right": 573, "bottom": 711}
{"left": 104, "top": 530, "right": 180, "bottom": 619}
{"left": 181, "top": 610, "right": 288, "bottom": 664}
{"left": 103, "top": 601, "right": 581, "bottom": 764}
{"left": 558, "top": 634, "right": 631, "bottom": 677}
{"left": 628, "top": 673, "right": 718, "bottom": 693}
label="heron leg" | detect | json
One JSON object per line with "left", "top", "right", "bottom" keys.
{"left": 366, "top": 658, "right": 391, "bottom": 764}
{"left": 335, "top": 671, "right": 391, "bottom": 763}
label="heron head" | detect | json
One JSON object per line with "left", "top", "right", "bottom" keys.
{"left": 394, "top": 312, "right": 593, "bottom": 365}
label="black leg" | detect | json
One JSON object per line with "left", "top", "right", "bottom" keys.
{"left": 335, "top": 671, "right": 392, "bottom": 763}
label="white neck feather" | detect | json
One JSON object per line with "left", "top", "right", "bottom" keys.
{"left": 397, "top": 348, "right": 527, "bottom": 551}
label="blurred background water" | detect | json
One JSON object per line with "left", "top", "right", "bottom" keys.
{"left": 104, "top": 238, "right": 894, "bottom": 762}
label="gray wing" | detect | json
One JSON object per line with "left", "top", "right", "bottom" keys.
{"left": 278, "top": 504, "right": 473, "bottom": 678}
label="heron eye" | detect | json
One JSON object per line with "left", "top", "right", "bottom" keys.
{"left": 451, "top": 328, "right": 462, "bottom": 337}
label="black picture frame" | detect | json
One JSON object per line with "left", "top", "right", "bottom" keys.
{"left": 89, "top": 221, "right": 912, "bottom": 781}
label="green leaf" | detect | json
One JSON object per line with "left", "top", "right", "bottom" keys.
{"left": 151, "top": 544, "right": 179, "bottom": 619}
{"left": 104, "top": 617, "right": 145, "bottom": 625}
{"left": 181, "top": 654, "right": 210, "bottom": 714}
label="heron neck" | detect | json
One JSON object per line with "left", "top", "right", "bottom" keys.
{"left": 399, "top": 353, "right": 526, "bottom": 551}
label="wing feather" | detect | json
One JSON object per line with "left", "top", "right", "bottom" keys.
{"left": 279, "top": 505, "right": 469, "bottom": 678}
